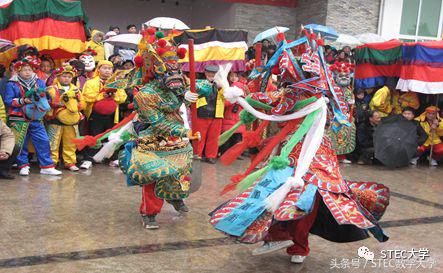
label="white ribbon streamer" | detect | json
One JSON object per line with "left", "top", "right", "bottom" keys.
{"left": 236, "top": 96, "right": 326, "bottom": 122}
{"left": 264, "top": 101, "right": 327, "bottom": 212}
{"left": 93, "top": 114, "right": 137, "bottom": 162}
{"left": 221, "top": 69, "right": 328, "bottom": 212}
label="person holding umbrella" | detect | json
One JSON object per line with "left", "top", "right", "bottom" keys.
{"left": 373, "top": 107, "right": 428, "bottom": 168}
{"left": 401, "top": 108, "right": 428, "bottom": 165}
{"left": 414, "top": 106, "right": 443, "bottom": 166}
{"left": 402, "top": 108, "right": 428, "bottom": 146}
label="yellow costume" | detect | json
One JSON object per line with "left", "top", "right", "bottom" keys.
{"left": 82, "top": 61, "right": 127, "bottom": 124}
{"left": 400, "top": 92, "right": 420, "bottom": 110}
{"left": 85, "top": 30, "right": 105, "bottom": 62}
{"left": 0, "top": 96, "right": 6, "bottom": 123}
{"left": 370, "top": 86, "right": 392, "bottom": 117}
{"left": 416, "top": 109, "right": 443, "bottom": 147}
{"left": 46, "top": 76, "right": 84, "bottom": 167}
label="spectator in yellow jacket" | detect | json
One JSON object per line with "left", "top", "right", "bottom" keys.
{"left": 415, "top": 106, "right": 443, "bottom": 166}
{"left": 391, "top": 91, "right": 420, "bottom": 115}
{"left": 46, "top": 64, "right": 85, "bottom": 171}
{"left": 0, "top": 96, "right": 6, "bottom": 123}
{"left": 370, "top": 85, "right": 391, "bottom": 117}
{"left": 82, "top": 60, "right": 127, "bottom": 137}
{"left": 370, "top": 78, "right": 399, "bottom": 117}
{"left": 86, "top": 30, "right": 105, "bottom": 62}
{"left": 399, "top": 92, "right": 420, "bottom": 110}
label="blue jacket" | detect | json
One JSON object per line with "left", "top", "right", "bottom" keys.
{"left": 4, "top": 77, "right": 46, "bottom": 119}
{"left": 0, "top": 76, "right": 9, "bottom": 100}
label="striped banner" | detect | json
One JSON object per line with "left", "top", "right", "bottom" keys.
{"left": 174, "top": 28, "right": 248, "bottom": 72}
{"left": 354, "top": 40, "right": 402, "bottom": 90}
{"left": 0, "top": 0, "right": 89, "bottom": 60}
{"left": 355, "top": 39, "right": 443, "bottom": 94}
{"left": 397, "top": 41, "right": 443, "bottom": 94}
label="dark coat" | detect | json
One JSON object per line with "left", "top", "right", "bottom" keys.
{"left": 357, "top": 121, "right": 376, "bottom": 149}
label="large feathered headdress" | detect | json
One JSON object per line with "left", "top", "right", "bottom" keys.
{"left": 133, "top": 27, "right": 187, "bottom": 82}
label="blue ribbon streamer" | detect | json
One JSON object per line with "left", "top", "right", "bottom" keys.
{"left": 295, "top": 183, "right": 318, "bottom": 213}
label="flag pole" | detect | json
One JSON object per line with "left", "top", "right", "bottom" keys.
{"left": 188, "top": 39, "right": 198, "bottom": 135}
{"left": 255, "top": 42, "right": 262, "bottom": 68}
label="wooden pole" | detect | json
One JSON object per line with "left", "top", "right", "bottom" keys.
{"left": 188, "top": 39, "right": 198, "bottom": 134}
{"left": 255, "top": 42, "right": 262, "bottom": 67}
{"left": 429, "top": 94, "right": 440, "bottom": 166}
{"left": 252, "top": 42, "right": 263, "bottom": 131}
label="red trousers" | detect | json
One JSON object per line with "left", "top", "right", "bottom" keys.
{"left": 192, "top": 117, "right": 222, "bottom": 159}
{"left": 418, "top": 143, "right": 443, "bottom": 160}
{"left": 140, "top": 183, "right": 164, "bottom": 216}
{"left": 264, "top": 194, "right": 320, "bottom": 256}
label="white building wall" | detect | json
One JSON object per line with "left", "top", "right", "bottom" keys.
{"left": 378, "top": 0, "right": 404, "bottom": 39}
{"left": 81, "top": 0, "right": 236, "bottom": 33}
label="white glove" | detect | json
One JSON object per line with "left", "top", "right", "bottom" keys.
{"left": 223, "top": 86, "right": 243, "bottom": 103}
{"left": 214, "top": 63, "right": 232, "bottom": 89}
{"left": 184, "top": 91, "right": 199, "bottom": 103}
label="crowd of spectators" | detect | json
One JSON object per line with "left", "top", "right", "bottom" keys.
{"left": 1, "top": 28, "right": 442, "bottom": 181}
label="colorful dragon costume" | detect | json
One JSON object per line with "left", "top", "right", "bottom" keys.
{"left": 77, "top": 27, "right": 202, "bottom": 228}
{"left": 210, "top": 31, "right": 390, "bottom": 260}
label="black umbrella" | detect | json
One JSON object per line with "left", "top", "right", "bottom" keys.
{"left": 374, "top": 115, "right": 418, "bottom": 168}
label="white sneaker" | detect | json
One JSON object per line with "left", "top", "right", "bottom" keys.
{"left": 429, "top": 158, "right": 438, "bottom": 166}
{"left": 68, "top": 165, "right": 80, "bottom": 172}
{"left": 341, "top": 159, "right": 352, "bottom": 164}
{"left": 109, "top": 160, "right": 119, "bottom": 167}
{"left": 290, "top": 255, "right": 306, "bottom": 264}
{"left": 80, "top": 160, "right": 92, "bottom": 169}
{"left": 40, "top": 168, "right": 62, "bottom": 176}
{"left": 252, "top": 240, "right": 294, "bottom": 256}
{"left": 410, "top": 157, "right": 418, "bottom": 165}
{"left": 19, "top": 166, "right": 30, "bottom": 176}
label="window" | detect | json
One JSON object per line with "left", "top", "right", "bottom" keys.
{"left": 399, "top": 0, "right": 443, "bottom": 41}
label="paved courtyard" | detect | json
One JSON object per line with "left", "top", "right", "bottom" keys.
{"left": 0, "top": 161, "right": 442, "bottom": 273}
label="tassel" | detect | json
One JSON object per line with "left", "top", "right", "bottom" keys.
{"left": 72, "top": 135, "right": 98, "bottom": 151}
{"left": 218, "top": 122, "right": 242, "bottom": 146}
{"left": 220, "top": 141, "right": 248, "bottom": 166}
{"left": 220, "top": 120, "right": 296, "bottom": 194}
{"left": 220, "top": 174, "right": 246, "bottom": 196}
{"left": 73, "top": 112, "right": 136, "bottom": 150}
{"left": 93, "top": 121, "right": 134, "bottom": 162}
{"left": 219, "top": 121, "right": 268, "bottom": 165}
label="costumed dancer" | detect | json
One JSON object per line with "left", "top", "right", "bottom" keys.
{"left": 192, "top": 65, "right": 225, "bottom": 164}
{"left": 4, "top": 56, "right": 62, "bottom": 176}
{"left": 99, "top": 28, "right": 203, "bottom": 229}
{"left": 81, "top": 60, "right": 127, "bottom": 167}
{"left": 45, "top": 63, "right": 84, "bottom": 171}
{"left": 210, "top": 30, "right": 390, "bottom": 264}
{"left": 327, "top": 61, "right": 356, "bottom": 163}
